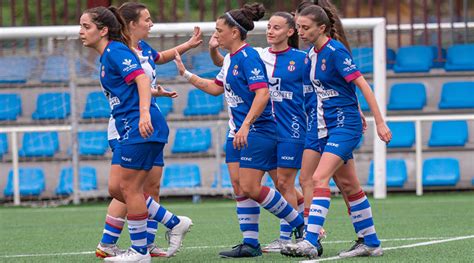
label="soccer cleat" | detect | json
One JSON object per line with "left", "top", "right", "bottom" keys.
{"left": 338, "top": 242, "right": 383, "bottom": 258}
{"left": 95, "top": 243, "right": 125, "bottom": 258}
{"left": 339, "top": 237, "right": 364, "bottom": 254}
{"left": 219, "top": 243, "right": 262, "bottom": 258}
{"left": 262, "top": 239, "right": 291, "bottom": 253}
{"left": 103, "top": 247, "right": 151, "bottom": 263}
{"left": 147, "top": 244, "right": 167, "bottom": 257}
{"left": 280, "top": 240, "right": 322, "bottom": 259}
{"left": 165, "top": 216, "right": 193, "bottom": 257}
{"left": 293, "top": 223, "right": 305, "bottom": 240}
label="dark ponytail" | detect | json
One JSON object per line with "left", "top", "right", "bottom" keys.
{"left": 297, "top": 0, "right": 352, "bottom": 53}
{"left": 219, "top": 2, "right": 265, "bottom": 40}
{"left": 83, "top": 6, "right": 132, "bottom": 49}
{"left": 118, "top": 2, "right": 147, "bottom": 25}
{"left": 272, "top": 12, "right": 299, "bottom": 49}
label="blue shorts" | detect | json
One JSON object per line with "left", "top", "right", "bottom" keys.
{"left": 277, "top": 141, "right": 304, "bottom": 169}
{"left": 225, "top": 135, "right": 277, "bottom": 171}
{"left": 304, "top": 132, "right": 321, "bottom": 153}
{"left": 319, "top": 132, "right": 361, "bottom": 163}
{"left": 110, "top": 139, "right": 164, "bottom": 167}
{"left": 120, "top": 142, "right": 165, "bottom": 171}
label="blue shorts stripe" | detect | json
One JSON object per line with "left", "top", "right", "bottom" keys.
{"left": 237, "top": 207, "right": 260, "bottom": 214}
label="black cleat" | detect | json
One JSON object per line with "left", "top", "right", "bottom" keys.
{"left": 219, "top": 243, "right": 262, "bottom": 258}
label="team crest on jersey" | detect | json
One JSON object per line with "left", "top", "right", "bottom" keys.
{"left": 232, "top": 65, "right": 239, "bottom": 76}
{"left": 321, "top": 59, "right": 327, "bottom": 71}
{"left": 287, "top": 61, "right": 296, "bottom": 72}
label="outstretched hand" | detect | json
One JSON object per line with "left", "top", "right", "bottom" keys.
{"left": 174, "top": 49, "right": 186, "bottom": 76}
{"left": 151, "top": 85, "right": 178, "bottom": 98}
{"left": 187, "top": 26, "right": 203, "bottom": 48}
{"left": 208, "top": 32, "right": 219, "bottom": 49}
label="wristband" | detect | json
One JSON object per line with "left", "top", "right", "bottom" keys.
{"left": 183, "top": 70, "right": 194, "bottom": 81}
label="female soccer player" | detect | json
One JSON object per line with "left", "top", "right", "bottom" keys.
{"left": 209, "top": 11, "right": 308, "bottom": 253}
{"left": 174, "top": 3, "right": 305, "bottom": 258}
{"left": 79, "top": 6, "right": 192, "bottom": 262}
{"left": 94, "top": 2, "right": 202, "bottom": 259}
{"left": 282, "top": 4, "right": 391, "bottom": 259}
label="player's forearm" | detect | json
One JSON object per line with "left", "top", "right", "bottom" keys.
{"left": 135, "top": 74, "right": 153, "bottom": 111}
{"left": 243, "top": 88, "right": 270, "bottom": 126}
{"left": 188, "top": 75, "right": 224, "bottom": 96}
{"left": 157, "top": 42, "right": 191, "bottom": 64}
{"left": 354, "top": 76, "right": 385, "bottom": 125}
{"left": 209, "top": 47, "right": 224, "bottom": 67}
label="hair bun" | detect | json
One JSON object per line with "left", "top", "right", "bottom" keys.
{"left": 241, "top": 3, "right": 265, "bottom": 22}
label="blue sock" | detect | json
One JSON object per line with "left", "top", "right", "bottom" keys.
{"left": 236, "top": 195, "right": 260, "bottom": 247}
{"left": 279, "top": 219, "right": 292, "bottom": 241}
{"left": 348, "top": 190, "right": 381, "bottom": 247}
{"left": 257, "top": 186, "right": 304, "bottom": 228}
{"left": 146, "top": 196, "right": 180, "bottom": 229}
{"left": 146, "top": 219, "right": 159, "bottom": 245}
{"left": 100, "top": 214, "right": 125, "bottom": 245}
{"left": 128, "top": 213, "right": 148, "bottom": 255}
{"left": 306, "top": 188, "right": 331, "bottom": 246}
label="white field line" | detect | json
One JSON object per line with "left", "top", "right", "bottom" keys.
{"left": 0, "top": 236, "right": 468, "bottom": 259}
{"left": 300, "top": 234, "right": 474, "bottom": 263}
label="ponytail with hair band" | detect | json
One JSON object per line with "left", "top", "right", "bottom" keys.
{"left": 107, "top": 6, "right": 132, "bottom": 50}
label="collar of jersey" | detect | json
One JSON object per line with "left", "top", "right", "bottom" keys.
{"left": 314, "top": 37, "right": 332, "bottom": 53}
{"left": 230, "top": 43, "right": 249, "bottom": 57}
{"left": 100, "top": 40, "right": 114, "bottom": 62}
{"left": 269, "top": 46, "right": 291, "bottom": 55}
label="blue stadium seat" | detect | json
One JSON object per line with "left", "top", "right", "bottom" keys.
{"left": 155, "top": 97, "right": 173, "bottom": 117}
{"left": 444, "top": 44, "right": 474, "bottom": 71}
{"left": 423, "top": 158, "right": 460, "bottom": 186}
{"left": 352, "top": 47, "right": 373, "bottom": 74}
{"left": 428, "top": 121, "right": 468, "bottom": 147}
{"left": 32, "top": 92, "right": 71, "bottom": 120}
{"left": 78, "top": 131, "right": 108, "bottom": 155}
{"left": 0, "top": 94, "right": 21, "bottom": 121}
{"left": 367, "top": 159, "right": 408, "bottom": 187}
{"left": 184, "top": 89, "right": 223, "bottom": 116}
{"left": 387, "top": 83, "right": 426, "bottom": 110}
{"left": 55, "top": 166, "right": 98, "bottom": 195}
{"left": 0, "top": 133, "right": 8, "bottom": 158}
{"left": 386, "top": 48, "right": 396, "bottom": 70}
{"left": 155, "top": 55, "right": 189, "bottom": 80}
{"left": 192, "top": 51, "right": 222, "bottom": 78}
{"left": 438, "top": 82, "right": 474, "bottom": 109}
{"left": 393, "top": 45, "right": 433, "bottom": 73}
{"left": 0, "top": 56, "right": 36, "bottom": 83}
{"left": 212, "top": 164, "right": 232, "bottom": 188}
{"left": 19, "top": 132, "right": 59, "bottom": 157}
{"left": 387, "top": 122, "right": 415, "bottom": 148}
{"left": 41, "top": 55, "right": 69, "bottom": 82}
{"left": 4, "top": 167, "right": 45, "bottom": 196}
{"left": 82, "top": 91, "right": 110, "bottom": 119}
{"left": 162, "top": 163, "right": 201, "bottom": 188}
{"left": 355, "top": 84, "right": 373, "bottom": 111}
{"left": 172, "top": 128, "right": 212, "bottom": 153}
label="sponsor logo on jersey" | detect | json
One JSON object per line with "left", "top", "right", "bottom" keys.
{"left": 232, "top": 65, "right": 239, "bottom": 76}
{"left": 249, "top": 67, "right": 265, "bottom": 81}
{"left": 269, "top": 78, "right": 293, "bottom": 102}
{"left": 224, "top": 83, "right": 243, "bottom": 107}
{"left": 109, "top": 96, "right": 121, "bottom": 108}
{"left": 287, "top": 60, "right": 296, "bottom": 72}
{"left": 313, "top": 79, "right": 340, "bottom": 100}
{"left": 118, "top": 118, "right": 131, "bottom": 142}
{"left": 122, "top": 58, "right": 138, "bottom": 72}
{"left": 342, "top": 57, "right": 357, "bottom": 72}
{"left": 291, "top": 114, "right": 301, "bottom": 138}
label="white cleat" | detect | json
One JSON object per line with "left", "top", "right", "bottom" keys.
{"left": 280, "top": 240, "right": 322, "bottom": 259}
{"left": 103, "top": 247, "right": 151, "bottom": 263}
{"left": 95, "top": 243, "right": 125, "bottom": 258}
{"left": 165, "top": 216, "right": 193, "bottom": 257}
{"left": 338, "top": 243, "right": 383, "bottom": 258}
{"left": 262, "top": 239, "right": 291, "bottom": 253}
{"left": 147, "top": 244, "right": 167, "bottom": 257}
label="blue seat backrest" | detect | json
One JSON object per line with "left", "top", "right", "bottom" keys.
{"left": 388, "top": 83, "right": 426, "bottom": 110}
{"left": 163, "top": 164, "right": 201, "bottom": 188}
{"left": 56, "top": 166, "right": 98, "bottom": 194}
{"left": 154, "top": 97, "right": 173, "bottom": 117}
{"left": 394, "top": 45, "right": 433, "bottom": 73}
{"left": 387, "top": 122, "right": 415, "bottom": 148}
{"left": 438, "top": 81, "right": 474, "bottom": 109}
{"left": 445, "top": 44, "right": 474, "bottom": 71}
{"left": 368, "top": 159, "right": 408, "bottom": 187}
{"left": 423, "top": 158, "right": 460, "bottom": 186}
{"left": 428, "top": 121, "right": 468, "bottom": 147}
{"left": 19, "top": 132, "right": 59, "bottom": 157}
{"left": 4, "top": 167, "right": 45, "bottom": 196}
{"left": 0, "top": 133, "right": 8, "bottom": 157}
{"left": 32, "top": 92, "right": 71, "bottom": 120}
{"left": 0, "top": 94, "right": 21, "bottom": 120}
{"left": 184, "top": 89, "right": 223, "bottom": 116}
{"left": 212, "top": 163, "right": 232, "bottom": 188}
{"left": 78, "top": 131, "right": 108, "bottom": 155}
{"left": 172, "top": 127, "right": 212, "bottom": 153}
{"left": 82, "top": 91, "right": 110, "bottom": 119}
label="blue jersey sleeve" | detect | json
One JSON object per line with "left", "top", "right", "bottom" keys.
{"left": 333, "top": 48, "right": 361, "bottom": 83}
{"left": 242, "top": 55, "right": 268, "bottom": 91}
{"left": 140, "top": 41, "right": 160, "bottom": 62}
{"left": 108, "top": 45, "right": 144, "bottom": 84}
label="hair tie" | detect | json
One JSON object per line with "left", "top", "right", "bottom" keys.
{"left": 225, "top": 12, "right": 248, "bottom": 33}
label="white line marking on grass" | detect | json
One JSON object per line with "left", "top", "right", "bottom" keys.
{"left": 300, "top": 234, "right": 474, "bottom": 263}
{"left": 1, "top": 236, "right": 471, "bottom": 259}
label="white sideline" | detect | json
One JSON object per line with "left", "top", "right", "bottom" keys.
{"left": 0, "top": 236, "right": 471, "bottom": 259}
{"left": 300, "top": 234, "right": 474, "bottom": 263}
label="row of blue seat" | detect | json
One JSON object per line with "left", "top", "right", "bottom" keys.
{"left": 0, "top": 118, "right": 469, "bottom": 158}
{"left": 212, "top": 157, "right": 462, "bottom": 189}
{"left": 3, "top": 157, "right": 466, "bottom": 197}
{"left": 353, "top": 44, "right": 474, "bottom": 73}
{"left": 0, "top": 89, "right": 224, "bottom": 121}
{"left": 356, "top": 81, "right": 474, "bottom": 111}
